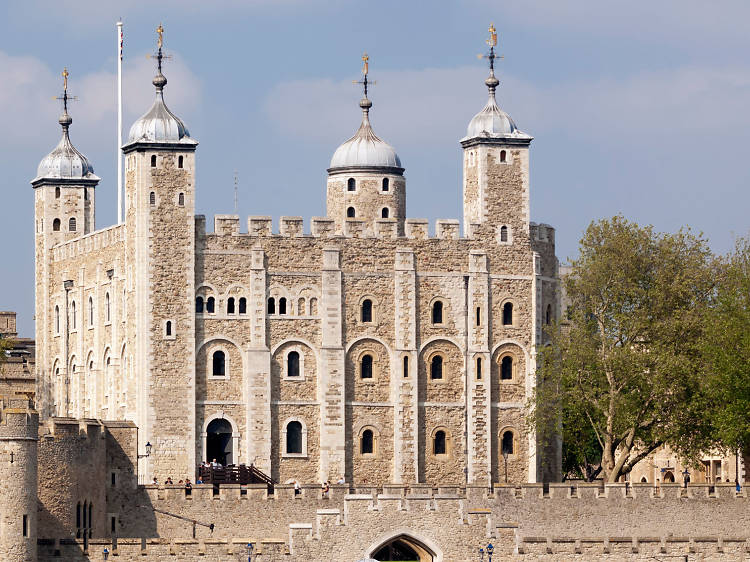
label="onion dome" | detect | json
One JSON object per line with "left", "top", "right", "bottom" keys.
{"left": 329, "top": 60, "right": 402, "bottom": 172}
{"left": 34, "top": 76, "right": 98, "bottom": 182}
{"left": 125, "top": 27, "right": 196, "bottom": 147}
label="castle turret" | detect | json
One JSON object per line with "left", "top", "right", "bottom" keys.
{"left": 327, "top": 54, "right": 405, "bottom": 235}
{"left": 121, "top": 25, "right": 198, "bottom": 481}
{"left": 461, "top": 27, "right": 532, "bottom": 241}
{"left": 0, "top": 397, "right": 39, "bottom": 561}
{"left": 31, "top": 69, "right": 99, "bottom": 419}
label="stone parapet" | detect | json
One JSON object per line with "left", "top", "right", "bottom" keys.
{"left": 51, "top": 223, "right": 125, "bottom": 262}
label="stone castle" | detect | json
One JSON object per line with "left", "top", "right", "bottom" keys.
{"left": 3, "top": 25, "right": 747, "bottom": 562}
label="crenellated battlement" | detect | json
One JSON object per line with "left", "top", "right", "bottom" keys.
{"left": 51, "top": 223, "right": 125, "bottom": 262}
{"left": 529, "top": 221, "right": 555, "bottom": 244}
{"left": 41, "top": 416, "right": 104, "bottom": 441}
{"left": 197, "top": 214, "right": 483, "bottom": 241}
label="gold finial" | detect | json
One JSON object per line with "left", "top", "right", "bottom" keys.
{"left": 157, "top": 23, "right": 164, "bottom": 49}
{"left": 487, "top": 23, "right": 497, "bottom": 47}
{"left": 62, "top": 67, "right": 69, "bottom": 92}
{"left": 362, "top": 52, "right": 369, "bottom": 76}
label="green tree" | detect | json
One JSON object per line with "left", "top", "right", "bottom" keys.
{"left": 701, "top": 236, "right": 750, "bottom": 460}
{"left": 533, "top": 216, "right": 715, "bottom": 482}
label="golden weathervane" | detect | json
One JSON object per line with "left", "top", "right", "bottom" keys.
{"left": 157, "top": 23, "right": 164, "bottom": 49}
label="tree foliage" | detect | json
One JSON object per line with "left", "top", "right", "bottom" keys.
{"left": 533, "top": 216, "right": 715, "bottom": 482}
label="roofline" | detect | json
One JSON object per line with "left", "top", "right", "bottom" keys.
{"left": 327, "top": 165, "right": 405, "bottom": 176}
{"left": 122, "top": 140, "right": 198, "bottom": 154}
{"left": 30, "top": 176, "right": 100, "bottom": 188}
{"left": 460, "top": 136, "right": 533, "bottom": 149}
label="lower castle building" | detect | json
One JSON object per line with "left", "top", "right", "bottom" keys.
{"left": 31, "top": 28, "right": 560, "bottom": 486}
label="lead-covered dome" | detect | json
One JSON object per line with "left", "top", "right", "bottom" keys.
{"left": 464, "top": 72, "right": 530, "bottom": 140}
{"left": 35, "top": 111, "right": 98, "bottom": 181}
{"left": 329, "top": 97, "right": 402, "bottom": 171}
{"left": 127, "top": 72, "right": 194, "bottom": 145}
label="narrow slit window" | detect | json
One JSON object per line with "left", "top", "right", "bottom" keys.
{"left": 476, "top": 306, "right": 481, "bottom": 326}
{"left": 347, "top": 178, "right": 356, "bottom": 191}
{"left": 500, "top": 225, "right": 508, "bottom": 243}
{"left": 502, "top": 431, "right": 514, "bottom": 455}
{"left": 195, "top": 296, "right": 204, "bottom": 313}
{"left": 287, "top": 351, "right": 300, "bottom": 377}
{"left": 150, "top": 155, "right": 157, "bottom": 167}
{"left": 23, "top": 515, "right": 28, "bottom": 538}
{"left": 238, "top": 297, "right": 247, "bottom": 314}
{"left": 545, "top": 304, "right": 552, "bottom": 325}
{"left": 432, "top": 301, "right": 443, "bottom": 324}
{"left": 361, "top": 354, "right": 373, "bottom": 379}
{"left": 88, "top": 297, "right": 94, "bottom": 326}
{"left": 430, "top": 355, "right": 443, "bottom": 379}
{"left": 227, "top": 297, "right": 235, "bottom": 314}
{"left": 178, "top": 193, "right": 185, "bottom": 206}
{"left": 403, "top": 356, "right": 409, "bottom": 378}
{"left": 502, "top": 302, "right": 513, "bottom": 326}
{"left": 165, "top": 321, "right": 172, "bottom": 336}
{"left": 149, "top": 192, "right": 156, "bottom": 206}
{"left": 279, "top": 297, "right": 287, "bottom": 315}
{"left": 206, "top": 296, "right": 215, "bottom": 314}
{"left": 361, "top": 299, "right": 373, "bottom": 323}
{"left": 105, "top": 293, "right": 111, "bottom": 323}
{"left": 434, "top": 430, "right": 446, "bottom": 455}
{"left": 71, "top": 301, "right": 77, "bottom": 329}
{"left": 178, "top": 155, "right": 184, "bottom": 168}
{"left": 361, "top": 429, "right": 374, "bottom": 454}
{"left": 476, "top": 357, "right": 482, "bottom": 380}
{"left": 382, "top": 178, "right": 389, "bottom": 191}
{"left": 55, "top": 186, "right": 61, "bottom": 199}
{"left": 267, "top": 297, "right": 275, "bottom": 314}
{"left": 500, "top": 149, "right": 507, "bottom": 163}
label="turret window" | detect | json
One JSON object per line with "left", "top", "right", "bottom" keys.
{"left": 178, "top": 155, "right": 184, "bottom": 168}
{"left": 347, "top": 207, "right": 356, "bottom": 218}
{"left": 227, "top": 297, "right": 235, "bottom": 314}
{"left": 150, "top": 155, "right": 157, "bottom": 167}
{"left": 500, "top": 150, "right": 507, "bottom": 163}
{"left": 381, "top": 207, "right": 389, "bottom": 218}
{"left": 267, "top": 297, "right": 275, "bottom": 314}
{"left": 476, "top": 356, "right": 482, "bottom": 380}
{"left": 502, "top": 302, "right": 513, "bottom": 326}
{"left": 195, "top": 296, "right": 204, "bottom": 313}
{"left": 149, "top": 192, "right": 156, "bottom": 206}
{"left": 206, "top": 297, "right": 215, "bottom": 314}
{"left": 239, "top": 297, "right": 247, "bottom": 314}
{"left": 53, "top": 218, "right": 61, "bottom": 232}
{"left": 165, "top": 321, "right": 172, "bottom": 336}
{"left": 69, "top": 217, "right": 77, "bottom": 232}
{"left": 382, "top": 178, "right": 389, "bottom": 191}
{"left": 347, "top": 178, "right": 356, "bottom": 191}
{"left": 178, "top": 193, "right": 185, "bottom": 206}
{"left": 55, "top": 186, "right": 61, "bottom": 199}
{"left": 278, "top": 297, "right": 287, "bottom": 315}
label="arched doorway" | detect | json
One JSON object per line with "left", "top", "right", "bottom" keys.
{"left": 663, "top": 470, "right": 675, "bottom": 483}
{"left": 206, "top": 418, "right": 233, "bottom": 465}
{"left": 371, "top": 535, "right": 435, "bottom": 562}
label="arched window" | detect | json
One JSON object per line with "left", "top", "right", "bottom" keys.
{"left": 347, "top": 207, "right": 355, "bottom": 218}
{"left": 432, "top": 301, "right": 443, "bottom": 324}
{"left": 361, "top": 299, "right": 373, "bottom": 323}
{"left": 178, "top": 193, "right": 185, "bottom": 206}
{"left": 55, "top": 186, "right": 61, "bottom": 199}
{"left": 361, "top": 354, "right": 373, "bottom": 379}
{"left": 55, "top": 306, "right": 60, "bottom": 333}
{"left": 434, "top": 430, "right": 447, "bottom": 455}
{"left": 500, "top": 225, "right": 508, "bottom": 242}
{"left": 501, "top": 356, "right": 513, "bottom": 380}
{"left": 150, "top": 155, "right": 157, "bottom": 167}
{"left": 546, "top": 304, "right": 552, "bottom": 325}
{"left": 403, "top": 355, "right": 409, "bottom": 378}
{"left": 381, "top": 178, "right": 389, "bottom": 191}
{"left": 286, "top": 421, "right": 302, "bottom": 454}
{"left": 212, "top": 350, "right": 225, "bottom": 377}
{"left": 195, "top": 296, "right": 204, "bottom": 313}
{"left": 105, "top": 293, "right": 111, "bottom": 323}
{"left": 206, "top": 297, "right": 215, "bottom": 314}
{"left": 71, "top": 301, "right": 76, "bottom": 329}
{"left": 430, "top": 355, "right": 443, "bottom": 379}
{"left": 381, "top": 207, "right": 389, "bottom": 218}
{"left": 501, "top": 430, "right": 514, "bottom": 455}
{"left": 279, "top": 297, "right": 287, "bottom": 315}
{"left": 53, "top": 218, "right": 61, "bottom": 232}
{"left": 69, "top": 217, "right": 77, "bottom": 232}
{"left": 298, "top": 298, "right": 305, "bottom": 315}
{"left": 476, "top": 357, "right": 482, "bottom": 380}
{"left": 267, "top": 297, "right": 276, "bottom": 314}
{"left": 287, "top": 351, "right": 300, "bottom": 377}
{"left": 149, "top": 192, "right": 156, "bottom": 206}
{"left": 227, "top": 297, "right": 235, "bottom": 314}
{"left": 178, "top": 155, "right": 184, "bottom": 168}
{"left": 361, "top": 429, "right": 374, "bottom": 454}
{"left": 500, "top": 149, "right": 507, "bottom": 163}
{"left": 502, "top": 302, "right": 513, "bottom": 326}
{"left": 238, "top": 297, "right": 247, "bottom": 314}
{"left": 309, "top": 297, "right": 318, "bottom": 315}
{"left": 347, "top": 178, "right": 356, "bottom": 191}
{"left": 88, "top": 296, "right": 93, "bottom": 326}
{"left": 165, "top": 321, "right": 172, "bottom": 336}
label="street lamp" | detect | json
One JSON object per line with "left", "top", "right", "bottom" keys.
{"left": 138, "top": 441, "right": 152, "bottom": 459}
{"left": 502, "top": 449, "right": 509, "bottom": 483}
{"left": 103, "top": 547, "right": 109, "bottom": 561}
{"left": 246, "top": 542, "right": 254, "bottom": 562}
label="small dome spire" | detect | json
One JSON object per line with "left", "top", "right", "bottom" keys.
{"left": 34, "top": 69, "right": 98, "bottom": 181}
{"left": 329, "top": 55, "right": 402, "bottom": 171}
{"left": 464, "top": 26, "right": 530, "bottom": 140}
{"left": 125, "top": 25, "right": 196, "bottom": 146}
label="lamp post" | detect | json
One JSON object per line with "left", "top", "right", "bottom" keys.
{"left": 138, "top": 441, "right": 152, "bottom": 459}
{"left": 502, "top": 449, "right": 509, "bottom": 483}
{"left": 246, "top": 542, "right": 254, "bottom": 562}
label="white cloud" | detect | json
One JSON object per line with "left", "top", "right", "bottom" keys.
{"left": 0, "top": 49, "right": 201, "bottom": 152}
{"left": 264, "top": 63, "right": 750, "bottom": 150}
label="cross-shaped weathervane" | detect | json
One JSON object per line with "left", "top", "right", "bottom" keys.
{"left": 353, "top": 52, "right": 376, "bottom": 98}
{"left": 55, "top": 67, "right": 77, "bottom": 113}
{"left": 477, "top": 23, "right": 503, "bottom": 72}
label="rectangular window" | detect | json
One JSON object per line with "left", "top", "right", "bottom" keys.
{"left": 111, "top": 472, "right": 116, "bottom": 487}
{"left": 111, "top": 516, "right": 116, "bottom": 534}
{"left": 23, "top": 515, "right": 28, "bottom": 537}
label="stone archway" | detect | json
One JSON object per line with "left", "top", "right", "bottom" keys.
{"left": 369, "top": 534, "right": 437, "bottom": 562}
{"left": 206, "top": 418, "right": 233, "bottom": 466}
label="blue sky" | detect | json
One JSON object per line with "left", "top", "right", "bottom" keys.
{"left": 2, "top": 1, "right": 749, "bottom": 336}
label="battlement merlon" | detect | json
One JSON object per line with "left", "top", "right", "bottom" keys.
{"left": 0, "top": 396, "right": 38, "bottom": 438}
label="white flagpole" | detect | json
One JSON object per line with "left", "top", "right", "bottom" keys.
{"left": 117, "top": 20, "right": 123, "bottom": 224}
